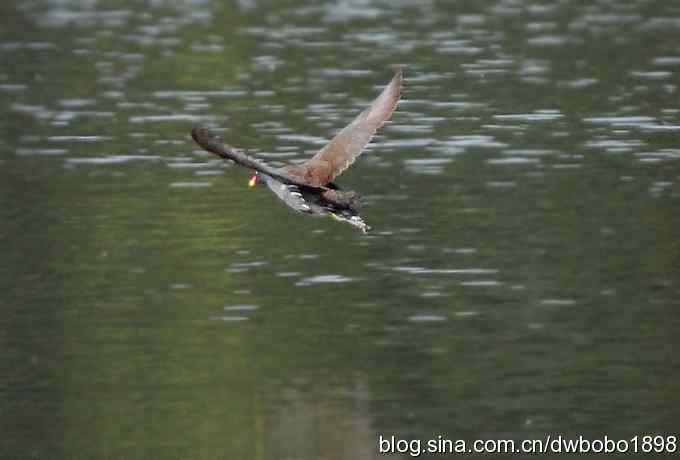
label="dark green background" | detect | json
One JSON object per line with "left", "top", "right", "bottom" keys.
{"left": 1, "top": 1, "right": 678, "bottom": 459}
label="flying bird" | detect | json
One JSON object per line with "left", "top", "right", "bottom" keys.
{"left": 191, "top": 69, "right": 402, "bottom": 232}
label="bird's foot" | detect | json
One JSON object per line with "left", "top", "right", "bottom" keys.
{"left": 330, "top": 212, "right": 371, "bottom": 233}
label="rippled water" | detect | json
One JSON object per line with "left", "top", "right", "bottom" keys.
{"left": 2, "top": 1, "right": 679, "bottom": 459}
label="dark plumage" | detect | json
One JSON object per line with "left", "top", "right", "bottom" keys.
{"left": 191, "top": 69, "right": 402, "bottom": 232}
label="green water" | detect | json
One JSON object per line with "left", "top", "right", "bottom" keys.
{"left": 1, "top": 1, "right": 679, "bottom": 459}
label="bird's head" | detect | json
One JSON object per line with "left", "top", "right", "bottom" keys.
{"left": 248, "top": 172, "right": 260, "bottom": 187}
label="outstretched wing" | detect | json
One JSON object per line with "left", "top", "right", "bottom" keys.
{"left": 190, "top": 127, "right": 309, "bottom": 187}
{"left": 285, "top": 69, "right": 403, "bottom": 187}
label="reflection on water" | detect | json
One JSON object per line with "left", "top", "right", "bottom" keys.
{"left": 2, "top": 0, "right": 679, "bottom": 458}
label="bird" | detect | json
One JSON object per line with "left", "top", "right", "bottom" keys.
{"left": 191, "top": 68, "right": 402, "bottom": 233}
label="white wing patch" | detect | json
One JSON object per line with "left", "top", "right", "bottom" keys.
{"left": 266, "top": 180, "right": 312, "bottom": 213}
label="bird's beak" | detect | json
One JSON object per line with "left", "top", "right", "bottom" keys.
{"left": 248, "top": 175, "right": 257, "bottom": 187}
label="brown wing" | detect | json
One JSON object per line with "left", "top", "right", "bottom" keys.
{"left": 190, "top": 127, "right": 309, "bottom": 187}
{"left": 284, "top": 69, "right": 402, "bottom": 187}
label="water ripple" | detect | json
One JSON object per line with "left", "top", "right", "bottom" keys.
{"left": 494, "top": 111, "right": 563, "bottom": 122}
{"left": 408, "top": 314, "right": 448, "bottom": 323}
{"left": 295, "top": 275, "right": 356, "bottom": 286}
{"left": 211, "top": 316, "right": 249, "bottom": 322}
{"left": 584, "top": 116, "right": 656, "bottom": 127}
{"left": 224, "top": 305, "right": 259, "bottom": 312}
{"left": 65, "top": 155, "right": 160, "bottom": 165}
{"left": 585, "top": 138, "right": 645, "bottom": 153}
{"left": 152, "top": 90, "right": 246, "bottom": 99}
{"left": 487, "top": 157, "right": 540, "bottom": 165}
{"left": 16, "top": 148, "right": 68, "bottom": 156}
{"left": 129, "top": 114, "right": 215, "bottom": 123}
{"left": 393, "top": 266, "right": 498, "bottom": 275}
{"left": 0, "top": 84, "right": 27, "bottom": 92}
{"left": 48, "top": 135, "right": 113, "bottom": 143}
{"left": 169, "top": 181, "right": 213, "bottom": 188}
{"left": 540, "top": 299, "right": 576, "bottom": 306}
{"left": 460, "top": 280, "right": 503, "bottom": 287}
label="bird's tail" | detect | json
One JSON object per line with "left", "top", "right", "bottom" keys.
{"left": 321, "top": 189, "right": 362, "bottom": 211}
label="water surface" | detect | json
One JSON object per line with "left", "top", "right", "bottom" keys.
{"left": 1, "top": 1, "right": 679, "bottom": 458}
